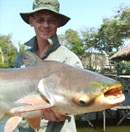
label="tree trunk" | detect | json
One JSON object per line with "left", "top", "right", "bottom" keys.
{"left": 0, "top": 47, "right": 5, "bottom": 62}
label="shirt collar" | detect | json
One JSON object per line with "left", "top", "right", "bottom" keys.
{"left": 24, "top": 35, "right": 61, "bottom": 59}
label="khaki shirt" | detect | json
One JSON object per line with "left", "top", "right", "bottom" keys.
{"left": 44, "top": 45, "right": 83, "bottom": 68}
{"left": 13, "top": 35, "right": 83, "bottom": 132}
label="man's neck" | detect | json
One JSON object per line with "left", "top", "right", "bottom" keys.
{"left": 37, "top": 38, "right": 50, "bottom": 58}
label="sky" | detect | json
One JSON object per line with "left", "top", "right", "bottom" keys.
{"left": 0, "top": 0, "right": 130, "bottom": 48}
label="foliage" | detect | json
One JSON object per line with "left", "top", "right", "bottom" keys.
{"left": 80, "top": 5, "right": 130, "bottom": 56}
{"left": 118, "top": 61, "right": 130, "bottom": 75}
{"left": 0, "top": 34, "right": 18, "bottom": 68}
{"left": 18, "top": 43, "right": 26, "bottom": 52}
{"left": 81, "top": 27, "right": 98, "bottom": 49}
{"left": 59, "top": 29, "right": 86, "bottom": 59}
{"left": 94, "top": 5, "right": 130, "bottom": 55}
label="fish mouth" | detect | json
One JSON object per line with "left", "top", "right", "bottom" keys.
{"left": 103, "top": 84, "right": 125, "bottom": 105}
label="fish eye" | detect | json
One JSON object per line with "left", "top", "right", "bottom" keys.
{"left": 79, "top": 99, "right": 87, "bottom": 105}
{"left": 72, "top": 95, "right": 92, "bottom": 106}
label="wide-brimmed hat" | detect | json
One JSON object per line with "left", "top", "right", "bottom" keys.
{"left": 20, "top": 0, "right": 70, "bottom": 27}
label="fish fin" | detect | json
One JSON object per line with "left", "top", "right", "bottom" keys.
{"left": 15, "top": 94, "right": 48, "bottom": 105}
{"left": 22, "top": 51, "right": 41, "bottom": 67}
{"left": 27, "top": 117, "right": 40, "bottom": 132}
{"left": 4, "top": 116, "right": 22, "bottom": 132}
{"left": 11, "top": 94, "right": 53, "bottom": 114}
{"left": 10, "top": 101, "right": 52, "bottom": 114}
{"left": 0, "top": 113, "right": 5, "bottom": 120}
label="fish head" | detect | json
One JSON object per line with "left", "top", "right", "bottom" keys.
{"left": 69, "top": 68, "right": 125, "bottom": 114}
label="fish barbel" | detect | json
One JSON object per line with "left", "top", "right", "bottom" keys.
{"left": 0, "top": 51, "right": 125, "bottom": 132}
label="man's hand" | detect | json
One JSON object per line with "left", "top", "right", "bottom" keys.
{"left": 40, "top": 108, "right": 67, "bottom": 122}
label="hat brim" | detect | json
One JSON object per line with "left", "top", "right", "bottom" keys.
{"left": 20, "top": 8, "right": 70, "bottom": 27}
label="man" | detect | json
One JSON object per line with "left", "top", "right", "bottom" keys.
{"left": 13, "top": 0, "right": 83, "bottom": 132}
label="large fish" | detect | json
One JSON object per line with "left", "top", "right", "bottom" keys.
{"left": 0, "top": 51, "right": 125, "bottom": 132}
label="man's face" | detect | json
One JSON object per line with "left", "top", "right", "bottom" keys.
{"left": 29, "top": 10, "right": 61, "bottom": 40}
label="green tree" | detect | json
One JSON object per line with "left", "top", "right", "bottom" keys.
{"left": 18, "top": 42, "right": 26, "bottom": 52}
{"left": 0, "top": 34, "right": 18, "bottom": 68}
{"left": 59, "top": 29, "right": 86, "bottom": 59}
{"left": 81, "top": 27, "right": 98, "bottom": 50}
{"left": 95, "top": 6, "right": 130, "bottom": 55}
